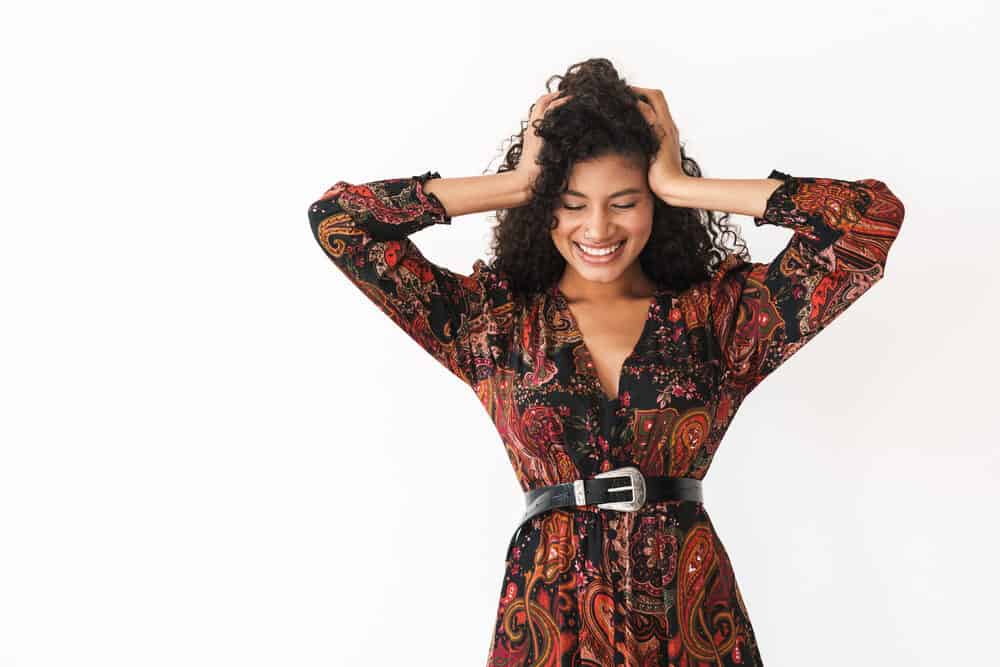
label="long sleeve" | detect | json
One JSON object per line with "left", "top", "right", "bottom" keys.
{"left": 706, "top": 169, "right": 906, "bottom": 396}
{"left": 306, "top": 170, "right": 513, "bottom": 388}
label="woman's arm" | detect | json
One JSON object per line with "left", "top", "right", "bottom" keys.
{"left": 422, "top": 170, "right": 532, "bottom": 217}
{"left": 691, "top": 169, "right": 906, "bottom": 396}
{"left": 654, "top": 174, "right": 786, "bottom": 218}
{"left": 307, "top": 171, "right": 516, "bottom": 388}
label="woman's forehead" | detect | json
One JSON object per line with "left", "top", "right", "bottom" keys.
{"left": 564, "top": 156, "right": 647, "bottom": 196}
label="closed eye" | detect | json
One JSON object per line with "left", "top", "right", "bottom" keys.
{"left": 563, "top": 203, "right": 637, "bottom": 211}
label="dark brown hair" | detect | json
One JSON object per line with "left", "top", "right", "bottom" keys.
{"left": 486, "top": 57, "right": 750, "bottom": 303}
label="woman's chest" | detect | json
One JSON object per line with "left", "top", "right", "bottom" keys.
{"left": 562, "top": 297, "right": 657, "bottom": 403}
{"left": 500, "top": 291, "right": 720, "bottom": 415}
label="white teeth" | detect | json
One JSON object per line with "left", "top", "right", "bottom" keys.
{"left": 575, "top": 241, "right": 623, "bottom": 256}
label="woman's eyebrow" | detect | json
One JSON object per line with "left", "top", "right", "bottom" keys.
{"left": 564, "top": 187, "right": 642, "bottom": 199}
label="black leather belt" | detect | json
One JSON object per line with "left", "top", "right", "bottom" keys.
{"left": 521, "top": 466, "right": 703, "bottom": 524}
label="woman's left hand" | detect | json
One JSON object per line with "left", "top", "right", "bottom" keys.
{"left": 630, "top": 86, "right": 688, "bottom": 204}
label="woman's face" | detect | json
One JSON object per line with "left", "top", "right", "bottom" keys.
{"left": 551, "top": 154, "right": 655, "bottom": 288}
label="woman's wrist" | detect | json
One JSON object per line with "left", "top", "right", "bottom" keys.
{"left": 422, "top": 170, "right": 533, "bottom": 217}
{"left": 655, "top": 175, "right": 783, "bottom": 218}
{"left": 651, "top": 175, "right": 694, "bottom": 207}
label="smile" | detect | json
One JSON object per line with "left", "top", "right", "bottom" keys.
{"left": 573, "top": 240, "right": 625, "bottom": 263}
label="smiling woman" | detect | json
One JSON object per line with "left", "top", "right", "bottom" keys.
{"left": 307, "top": 56, "right": 905, "bottom": 667}
{"left": 549, "top": 153, "right": 659, "bottom": 303}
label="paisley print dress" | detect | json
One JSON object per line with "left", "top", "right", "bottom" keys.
{"left": 307, "top": 168, "right": 905, "bottom": 666}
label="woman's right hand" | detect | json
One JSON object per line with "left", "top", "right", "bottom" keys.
{"left": 515, "top": 90, "right": 573, "bottom": 192}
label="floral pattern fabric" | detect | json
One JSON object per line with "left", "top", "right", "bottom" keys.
{"left": 307, "top": 168, "right": 905, "bottom": 666}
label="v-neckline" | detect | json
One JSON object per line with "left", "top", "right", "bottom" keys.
{"left": 551, "top": 283, "right": 667, "bottom": 405}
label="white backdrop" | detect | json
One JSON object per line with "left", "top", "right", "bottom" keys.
{"left": 2, "top": 1, "right": 997, "bottom": 665}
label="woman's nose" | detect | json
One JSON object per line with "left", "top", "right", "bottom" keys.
{"left": 581, "top": 219, "right": 617, "bottom": 243}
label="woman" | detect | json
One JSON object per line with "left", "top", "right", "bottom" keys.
{"left": 307, "top": 58, "right": 904, "bottom": 666}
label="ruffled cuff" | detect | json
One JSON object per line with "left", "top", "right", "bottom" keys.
{"left": 752, "top": 169, "right": 798, "bottom": 228}
{"left": 413, "top": 170, "right": 453, "bottom": 225}
{"left": 752, "top": 168, "right": 845, "bottom": 250}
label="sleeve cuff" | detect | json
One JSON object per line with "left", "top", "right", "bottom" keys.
{"left": 752, "top": 168, "right": 795, "bottom": 227}
{"left": 413, "top": 170, "right": 453, "bottom": 225}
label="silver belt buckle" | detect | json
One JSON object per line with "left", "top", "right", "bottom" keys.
{"left": 586, "top": 465, "right": 647, "bottom": 511}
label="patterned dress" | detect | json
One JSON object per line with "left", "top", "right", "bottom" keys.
{"left": 307, "top": 168, "right": 905, "bottom": 666}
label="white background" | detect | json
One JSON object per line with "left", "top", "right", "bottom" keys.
{"left": 2, "top": 1, "right": 997, "bottom": 665}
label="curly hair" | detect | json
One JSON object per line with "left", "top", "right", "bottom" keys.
{"left": 485, "top": 57, "right": 751, "bottom": 304}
